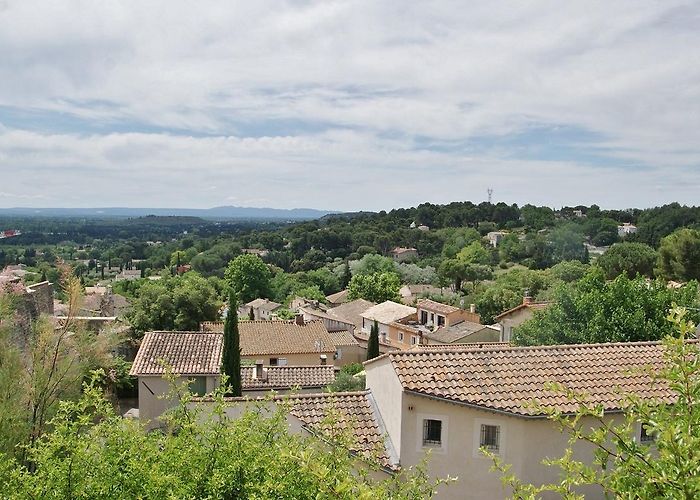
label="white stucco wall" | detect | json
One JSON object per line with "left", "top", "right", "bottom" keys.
{"left": 364, "top": 356, "right": 404, "bottom": 457}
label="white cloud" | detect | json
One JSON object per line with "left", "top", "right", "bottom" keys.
{"left": 0, "top": 1, "right": 698, "bottom": 209}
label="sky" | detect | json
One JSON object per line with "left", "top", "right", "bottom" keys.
{"left": 0, "top": 1, "right": 699, "bottom": 212}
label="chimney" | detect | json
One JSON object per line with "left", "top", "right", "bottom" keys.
{"left": 295, "top": 314, "right": 305, "bottom": 326}
{"left": 320, "top": 354, "right": 327, "bottom": 365}
{"left": 255, "top": 359, "right": 264, "bottom": 379}
{"left": 523, "top": 290, "right": 533, "bottom": 305}
{"left": 469, "top": 303, "right": 476, "bottom": 314}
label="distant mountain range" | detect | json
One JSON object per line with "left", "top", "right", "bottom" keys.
{"left": 0, "top": 206, "right": 339, "bottom": 220}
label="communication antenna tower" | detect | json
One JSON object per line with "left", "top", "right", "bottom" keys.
{"left": 487, "top": 188, "right": 493, "bottom": 204}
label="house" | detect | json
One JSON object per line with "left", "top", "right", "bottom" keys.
{"left": 115, "top": 269, "right": 142, "bottom": 281}
{"left": 398, "top": 284, "right": 456, "bottom": 306}
{"left": 389, "top": 247, "right": 418, "bottom": 262}
{"left": 326, "top": 289, "right": 349, "bottom": 306}
{"left": 617, "top": 223, "right": 638, "bottom": 237}
{"left": 237, "top": 298, "right": 282, "bottom": 320}
{"left": 416, "top": 298, "right": 480, "bottom": 330}
{"left": 417, "top": 225, "right": 429, "bottom": 231}
{"left": 486, "top": 231, "right": 507, "bottom": 248}
{"left": 199, "top": 340, "right": 674, "bottom": 498}
{"left": 494, "top": 295, "right": 551, "bottom": 342}
{"left": 421, "top": 322, "right": 500, "bottom": 345}
{"left": 361, "top": 301, "right": 416, "bottom": 346}
{"left": 130, "top": 332, "right": 222, "bottom": 426}
{"left": 362, "top": 341, "right": 675, "bottom": 499}
{"left": 129, "top": 331, "right": 339, "bottom": 427}
{"left": 198, "top": 318, "right": 337, "bottom": 366}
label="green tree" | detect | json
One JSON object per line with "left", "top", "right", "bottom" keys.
{"left": 549, "top": 224, "right": 587, "bottom": 263}
{"left": 656, "top": 228, "right": 700, "bottom": 281}
{"left": 340, "top": 261, "right": 352, "bottom": 289}
{"left": 351, "top": 253, "right": 397, "bottom": 276}
{"left": 0, "top": 379, "right": 444, "bottom": 498}
{"left": 456, "top": 241, "right": 491, "bottom": 265}
{"left": 492, "top": 308, "right": 700, "bottom": 498}
{"left": 128, "top": 272, "right": 222, "bottom": 332}
{"left": 347, "top": 272, "right": 401, "bottom": 303}
{"left": 224, "top": 254, "right": 272, "bottom": 303}
{"left": 438, "top": 258, "right": 469, "bottom": 292}
{"left": 597, "top": 242, "right": 657, "bottom": 279}
{"left": 221, "top": 293, "right": 242, "bottom": 397}
{"left": 521, "top": 204, "right": 555, "bottom": 230}
{"left": 367, "top": 320, "right": 380, "bottom": 360}
{"left": 514, "top": 267, "right": 699, "bottom": 346}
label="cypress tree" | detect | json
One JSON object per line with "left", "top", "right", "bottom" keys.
{"left": 221, "top": 292, "right": 242, "bottom": 396}
{"left": 367, "top": 319, "right": 380, "bottom": 360}
{"left": 341, "top": 261, "right": 352, "bottom": 289}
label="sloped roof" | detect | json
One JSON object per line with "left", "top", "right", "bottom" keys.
{"left": 416, "top": 298, "right": 460, "bottom": 315}
{"left": 368, "top": 341, "right": 681, "bottom": 417}
{"left": 360, "top": 301, "right": 416, "bottom": 324}
{"left": 494, "top": 301, "right": 551, "bottom": 320}
{"left": 327, "top": 299, "right": 376, "bottom": 331}
{"left": 239, "top": 320, "right": 336, "bottom": 356}
{"left": 245, "top": 298, "right": 282, "bottom": 311}
{"left": 422, "top": 322, "right": 498, "bottom": 344}
{"left": 241, "top": 365, "right": 336, "bottom": 390}
{"left": 215, "top": 391, "right": 394, "bottom": 468}
{"left": 326, "top": 289, "right": 349, "bottom": 304}
{"left": 130, "top": 332, "right": 222, "bottom": 376}
{"left": 327, "top": 328, "right": 360, "bottom": 347}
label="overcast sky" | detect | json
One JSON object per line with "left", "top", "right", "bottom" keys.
{"left": 0, "top": 1, "right": 699, "bottom": 211}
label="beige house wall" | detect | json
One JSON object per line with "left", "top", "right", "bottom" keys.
{"left": 387, "top": 323, "right": 419, "bottom": 349}
{"left": 242, "top": 352, "right": 335, "bottom": 367}
{"left": 335, "top": 344, "right": 365, "bottom": 365}
{"left": 396, "top": 392, "right": 620, "bottom": 499}
{"left": 138, "top": 374, "right": 219, "bottom": 429}
{"left": 499, "top": 308, "right": 534, "bottom": 342}
{"left": 365, "top": 356, "right": 405, "bottom": 457}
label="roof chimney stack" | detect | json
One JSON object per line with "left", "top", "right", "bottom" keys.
{"left": 255, "top": 359, "right": 264, "bottom": 379}
{"left": 320, "top": 354, "right": 327, "bottom": 365}
{"left": 295, "top": 314, "right": 305, "bottom": 326}
{"left": 469, "top": 303, "right": 476, "bottom": 313}
{"left": 523, "top": 289, "right": 533, "bottom": 305}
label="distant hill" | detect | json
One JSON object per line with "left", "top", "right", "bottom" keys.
{"left": 0, "top": 206, "right": 339, "bottom": 220}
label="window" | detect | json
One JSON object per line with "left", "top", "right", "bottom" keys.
{"left": 188, "top": 377, "right": 207, "bottom": 396}
{"left": 411, "top": 336, "right": 417, "bottom": 345}
{"left": 269, "top": 357, "right": 278, "bottom": 366}
{"left": 420, "top": 311, "right": 428, "bottom": 324}
{"left": 422, "top": 419, "right": 442, "bottom": 446}
{"left": 480, "top": 424, "right": 500, "bottom": 452}
{"left": 437, "top": 315, "right": 445, "bottom": 327}
{"left": 278, "top": 358, "right": 288, "bottom": 366}
{"left": 399, "top": 331, "right": 404, "bottom": 342}
{"left": 640, "top": 423, "right": 656, "bottom": 443}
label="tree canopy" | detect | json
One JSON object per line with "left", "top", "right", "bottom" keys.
{"left": 348, "top": 272, "right": 401, "bottom": 303}
{"left": 224, "top": 254, "right": 272, "bottom": 303}
{"left": 656, "top": 228, "right": 700, "bottom": 282}
{"left": 514, "top": 268, "right": 700, "bottom": 346}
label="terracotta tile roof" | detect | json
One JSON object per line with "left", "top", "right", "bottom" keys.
{"left": 326, "top": 289, "right": 349, "bottom": 304}
{"left": 239, "top": 320, "right": 336, "bottom": 356}
{"left": 416, "top": 298, "right": 460, "bottom": 315}
{"left": 327, "top": 299, "right": 376, "bottom": 331}
{"left": 241, "top": 365, "right": 336, "bottom": 390}
{"left": 130, "top": 332, "right": 222, "bottom": 376}
{"left": 245, "top": 298, "right": 282, "bottom": 311}
{"left": 326, "top": 328, "right": 360, "bottom": 347}
{"left": 410, "top": 342, "right": 511, "bottom": 351}
{"left": 199, "top": 320, "right": 337, "bottom": 355}
{"left": 200, "top": 321, "right": 224, "bottom": 332}
{"left": 373, "top": 341, "right": 681, "bottom": 417}
{"left": 361, "top": 301, "right": 416, "bottom": 325}
{"left": 287, "top": 391, "right": 392, "bottom": 467}
{"left": 422, "top": 322, "right": 499, "bottom": 344}
{"left": 494, "top": 301, "right": 552, "bottom": 320}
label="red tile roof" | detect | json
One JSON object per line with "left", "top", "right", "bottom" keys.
{"left": 130, "top": 332, "right": 222, "bottom": 376}
{"left": 241, "top": 365, "right": 336, "bottom": 390}
{"left": 369, "top": 341, "right": 681, "bottom": 417}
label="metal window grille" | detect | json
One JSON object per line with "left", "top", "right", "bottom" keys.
{"left": 480, "top": 424, "right": 500, "bottom": 451}
{"left": 423, "top": 419, "right": 442, "bottom": 446}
